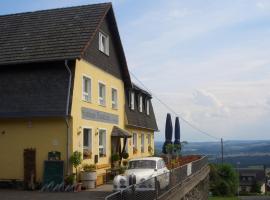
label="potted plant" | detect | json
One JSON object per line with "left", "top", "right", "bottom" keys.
{"left": 70, "top": 151, "right": 83, "bottom": 191}
{"left": 121, "top": 152, "right": 129, "bottom": 160}
{"left": 83, "top": 149, "right": 92, "bottom": 159}
{"left": 133, "top": 147, "right": 138, "bottom": 154}
{"left": 148, "top": 145, "right": 153, "bottom": 154}
{"left": 122, "top": 160, "right": 128, "bottom": 167}
{"left": 111, "top": 154, "right": 120, "bottom": 168}
{"left": 81, "top": 164, "right": 97, "bottom": 189}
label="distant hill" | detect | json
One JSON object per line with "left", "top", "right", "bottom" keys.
{"left": 155, "top": 140, "right": 270, "bottom": 167}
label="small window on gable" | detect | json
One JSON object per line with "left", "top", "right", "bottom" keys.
{"left": 138, "top": 95, "right": 143, "bottom": 112}
{"left": 146, "top": 100, "right": 150, "bottom": 115}
{"left": 130, "top": 91, "right": 135, "bottom": 110}
{"left": 99, "top": 32, "right": 109, "bottom": 55}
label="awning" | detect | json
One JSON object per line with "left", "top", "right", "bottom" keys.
{"left": 111, "top": 126, "right": 132, "bottom": 138}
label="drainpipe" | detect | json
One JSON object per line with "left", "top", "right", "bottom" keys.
{"left": 65, "top": 60, "right": 72, "bottom": 175}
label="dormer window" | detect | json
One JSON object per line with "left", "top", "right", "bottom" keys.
{"left": 130, "top": 91, "right": 135, "bottom": 110}
{"left": 99, "top": 32, "right": 109, "bottom": 55}
{"left": 139, "top": 95, "right": 143, "bottom": 112}
{"left": 146, "top": 99, "right": 150, "bottom": 115}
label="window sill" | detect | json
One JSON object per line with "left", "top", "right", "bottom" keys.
{"left": 98, "top": 103, "right": 106, "bottom": 107}
{"left": 82, "top": 99, "right": 92, "bottom": 103}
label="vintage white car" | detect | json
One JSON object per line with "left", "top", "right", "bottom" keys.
{"left": 113, "top": 157, "right": 170, "bottom": 191}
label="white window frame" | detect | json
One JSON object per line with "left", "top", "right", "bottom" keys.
{"left": 141, "top": 133, "right": 145, "bottom": 153}
{"left": 125, "top": 138, "right": 129, "bottom": 153}
{"left": 139, "top": 95, "right": 143, "bottom": 112}
{"left": 147, "top": 134, "right": 151, "bottom": 145}
{"left": 111, "top": 87, "right": 118, "bottom": 110}
{"left": 82, "top": 127, "right": 92, "bottom": 152}
{"left": 133, "top": 133, "right": 137, "bottom": 149}
{"left": 82, "top": 75, "right": 92, "bottom": 102}
{"left": 130, "top": 91, "right": 135, "bottom": 110}
{"left": 146, "top": 100, "right": 150, "bottom": 115}
{"left": 99, "top": 32, "right": 109, "bottom": 55}
{"left": 98, "top": 81, "right": 106, "bottom": 106}
{"left": 98, "top": 128, "right": 107, "bottom": 157}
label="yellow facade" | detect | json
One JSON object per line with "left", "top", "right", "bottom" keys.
{"left": 0, "top": 58, "right": 155, "bottom": 183}
{"left": 71, "top": 59, "right": 154, "bottom": 175}
{"left": 71, "top": 59, "right": 126, "bottom": 172}
{"left": 125, "top": 127, "right": 154, "bottom": 158}
{"left": 0, "top": 118, "right": 67, "bottom": 181}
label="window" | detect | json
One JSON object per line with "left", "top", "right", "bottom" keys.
{"left": 112, "top": 88, "right": 118, "bottom": 109}
{"left": 83, "top": 128, "right": 92, "bottom": 150}
{"left": 99, "top": 129, "right": 106, "bottom": 157}
{"left": 83, "top": 128, "right": 92, "bottom": 159}
{"left": 130, "top": 91, "right": 135, "bottom": 110}
{"left": 98, "top": 82, "right": 106, "bottom": 106}
{"left": 125, "top": 139, "right": 129, "bottom": 153}
{"left": 138, "top": 95, "right": 143, "bottom": 112}
{"left": 141, "top": 133, "right": 145, "bottom": 153}
{"left": 133, "top": 133, "right": 137, "bottom": 153}
{"left": 147, "top": 134, "right": 151, "bottom": 145}
{"left": 82, "top": 76, "right": 91, "bottom": 102}
{"left": 99, "top": 32, "right": 109, "bottom": 55}
{"left": 146, "top": 100, "right": 150, "bottom": 115}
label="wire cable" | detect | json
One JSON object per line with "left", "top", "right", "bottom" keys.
{"left": 130, "top": 71, "right": 220, "bottom": 140}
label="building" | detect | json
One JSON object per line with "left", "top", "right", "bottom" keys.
{"left": 238, "top": 168, "right": 266, "bottom": 194}
{"left": 0, "top": 3, "right": 158, "bottom": 186}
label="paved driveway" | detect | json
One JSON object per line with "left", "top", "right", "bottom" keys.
{"left": 0, "top": 189, "right": 112, "bottom": 200}
{"left": 240, "top": 196, "right": 270, "bottom": 200}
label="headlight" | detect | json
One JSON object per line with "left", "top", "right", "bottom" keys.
{"left": 120, "top": 178, "right": 126, "bottom": 185}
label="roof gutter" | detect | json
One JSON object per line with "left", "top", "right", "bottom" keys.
{"left": 64, "top": 60, "right": 72, "bottom": 175}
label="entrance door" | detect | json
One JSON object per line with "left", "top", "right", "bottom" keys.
{"left": 23, "top": 148, "right": 36, "bottom": 190}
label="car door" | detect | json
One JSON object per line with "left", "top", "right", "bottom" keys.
{"left": 156, "top": 160, "right": 169, "bottom": 189}
{"left": 161, "top": 160, "right": 170, "bottom": 187}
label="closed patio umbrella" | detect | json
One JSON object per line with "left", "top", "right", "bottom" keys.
{"left": 162, "top": 113, "right": 173, "bottom": 154}
{"left": 174, "top": 117, "right": 180, "bottom": 145}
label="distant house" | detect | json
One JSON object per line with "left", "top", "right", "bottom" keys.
{"left": 238, "top": 168, "right": 266, "bottom": 194}
{"left": 0, "top": 3, "right": 158, "bottom": 186}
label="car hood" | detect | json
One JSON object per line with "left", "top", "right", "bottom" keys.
{"left": 125, "top": 169, "right": 155, "bottom": 181}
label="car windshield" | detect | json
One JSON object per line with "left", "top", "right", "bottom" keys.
{"left": 128, "top": 160, "right": 156, "bottom": 169}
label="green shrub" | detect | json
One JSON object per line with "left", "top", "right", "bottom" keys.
{"left": 209, "top": 163, "right": 239, "bottom": 196}
{"left": 122, "top": 152, "right": 129, "bottom": 159}
{"left": 111, "top": 154, "right": 120, "bottom": 162}
{"left": 83, "top": 164, "right": 96, "bottom": 172}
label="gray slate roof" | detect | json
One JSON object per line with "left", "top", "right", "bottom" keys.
{"left": 0, "top": 3, "right": 110, "bottom": 65}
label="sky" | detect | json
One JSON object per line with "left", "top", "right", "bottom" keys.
{"left": 1, "top": 0, "right": 270, "bottom": 142}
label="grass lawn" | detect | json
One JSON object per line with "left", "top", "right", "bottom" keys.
{"left": 209, "top": 197, "right": 239, "bottom": 200}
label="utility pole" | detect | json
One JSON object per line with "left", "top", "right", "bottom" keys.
{"left": 221, "top": 138, "right": 224, "bottom": 165}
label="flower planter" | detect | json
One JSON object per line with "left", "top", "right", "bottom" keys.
{"left": 81, "top": 171, "right": 97, "bottom": 189}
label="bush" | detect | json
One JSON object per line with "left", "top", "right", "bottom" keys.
{"left": 83, "top": 164, "right": 96, "bottom": 172}
{"left": 122, "top": 152, "right": 129, "bottom": 159}
{"left": 209, "top": 163, "right": 239, "bottom": 196}
{"left": 111, "top": 154, "right": 120, "bottom": 162}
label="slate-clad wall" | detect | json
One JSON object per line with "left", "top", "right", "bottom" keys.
{"left": 82, "top": 13, "right": 123, "bottom": 80}
{"left": 0, "top": 61, "right": 75, "bottom": 118}
{"left": 125, "top": 89, "right": 158, "bottom": 131}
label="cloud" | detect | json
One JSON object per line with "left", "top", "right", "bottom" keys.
{"left": 193, "top": 90, "right": 222, "bottom": 107}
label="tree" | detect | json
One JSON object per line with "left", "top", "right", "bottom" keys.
{"left": 70, "top": 151, "right": 82, "bottom": 182}
{"left": 250, "top": 180, "right": 261, "bottom": 193}
{"left": 209, "top": 163, "right": 239, "bottom": 196}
